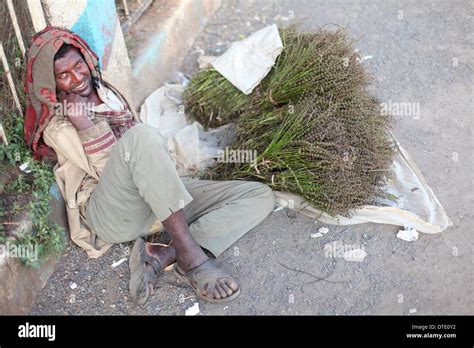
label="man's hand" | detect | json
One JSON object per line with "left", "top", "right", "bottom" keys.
{"left": 58, "top": 91, "right": 94, "bottom": 131}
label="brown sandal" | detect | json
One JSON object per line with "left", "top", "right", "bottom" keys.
{"left": 173, "top": 259, "right": 241, "bottom": 303}
{"left": 129, "top": 238, "right": 163, "bottom": 304}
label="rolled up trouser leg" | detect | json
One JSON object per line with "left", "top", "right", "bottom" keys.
{"left": 182, "top": 178, "right": 275, "bottom": 257}
{"left": 85, "top": 123, "right": 193, "bottom": 243}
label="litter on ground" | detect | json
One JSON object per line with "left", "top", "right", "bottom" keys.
{"left": 185, "top": 302, "right": 200, "bottom": 316}
{"left": 397, "top": 228, "right": 419, "bottom": 242}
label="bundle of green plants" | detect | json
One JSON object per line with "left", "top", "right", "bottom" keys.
{"left": 184, "top": 27, "right": 369, "bottom": 128}
{"left": 183, "top": 69, "right": 252, "bottom": 129}
{"left": 186, "top": 26, "right": 394, "bottom": 216}
{"left": 211, "top": 89, "right": 393, "bottom": 216}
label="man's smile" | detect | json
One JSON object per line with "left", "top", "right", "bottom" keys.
{"left": 72, "top": 79, "right": 87, "bottom": 92}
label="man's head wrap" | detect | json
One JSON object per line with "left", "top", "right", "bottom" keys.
{"left": 24, "top": 26, "right": 102, "bottom": 160}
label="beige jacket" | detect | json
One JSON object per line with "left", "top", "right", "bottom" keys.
{"left": 43, "top": 83, "right": 160, "bottom": 258}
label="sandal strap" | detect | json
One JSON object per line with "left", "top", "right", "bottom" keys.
{"left": 145, "top": 256, "right": 163, "bottom": 281}
{"left": 183, "top": 260, "right": 230, "bottom": 297}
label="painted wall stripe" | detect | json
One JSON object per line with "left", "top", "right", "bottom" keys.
{"left": 71, "top": 0, "right": 117, "bottom": 70}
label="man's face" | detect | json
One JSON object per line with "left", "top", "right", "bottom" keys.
{"left": 54, "top": 47, "right": 93, "bottom": 97}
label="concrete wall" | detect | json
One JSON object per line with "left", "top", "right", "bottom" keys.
{"left": 129, "top": 0, "right": 221, "bottom": 108}
{"left": 39, "top": 0, "right": 134, "bottom": 104}
{"left": 0, "top": 183, "right": 69, "bottom": 314}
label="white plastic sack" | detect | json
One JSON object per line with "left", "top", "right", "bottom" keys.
{"left": 211, "top": 24, "right": 283, "bottom": 95}
{"left": 140, "top": 84, "right": 234, "bottom": 176}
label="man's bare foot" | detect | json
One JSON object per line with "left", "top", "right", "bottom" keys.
{"left": 174, "top": 259, "right": 240, "bottom": 302}
{"left": 145, "top": 242, "right": 239, "bottom": 300}
{"left": 176, "top": 248, "right": 239, "bottom": 300}
{"left": 160, "top": 209, "right": 239, "bottom": 301}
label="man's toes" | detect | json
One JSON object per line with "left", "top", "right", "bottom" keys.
{"left": 218, "top": 279, "right": 234, "bottom": 296}
{"left": 215, "top": 284, "right": 228, "bottom": 299}
{"left": 213, "top": 287, "right": 222, "bottom": 299}
{"left": 225, "top": 278, "right": 239, "bottom": 292}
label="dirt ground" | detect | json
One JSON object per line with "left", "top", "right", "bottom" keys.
{"left": 31, "top": 0, "right": 473, "bottom": 315}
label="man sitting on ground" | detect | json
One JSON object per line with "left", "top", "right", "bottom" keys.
{"left": 24, "top": 27, "right": 274, "bottom": 304}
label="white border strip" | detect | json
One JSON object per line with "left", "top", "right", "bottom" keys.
{"left": 0, "top": 124, "right": 8, "bottom": 145}
{"left": 0, "top": 42, "right": 23, "bottom": 115}
{"left": 6, "top": 0, "right": 26, "bottom": 57}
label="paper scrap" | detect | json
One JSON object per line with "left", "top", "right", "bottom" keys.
{"left": 310, "top": 232, "right": 323, "bottom": 238}
{"left": 69, "top": 282, "right": 77, "bottom": 290}
{"left": 185, "top": 302, "right": 200, "bottom": 316}
{"left": 397, "top": 228, "right": 419, "bottom": 242}
{"left": 111, "top": 257, "right": 127, "bottom": 268}
{"left": 19, "top": 163, "right": 32, "bottom": 173}
{"left": 318, "top": 227, "right": 329, "bottom": 234}
{"left": 409, "top": 308, "right": 417, "bottom": 314}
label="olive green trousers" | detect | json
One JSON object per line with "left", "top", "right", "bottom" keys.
{"left": 85, "top": 123, "right": 275, "bottom": 257}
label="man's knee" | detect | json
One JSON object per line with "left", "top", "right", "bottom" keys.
{"left": 121, "top": 123, "right": 167, "bottom": 150}
{"left": 247, "top": 182, "right": 275, "bottom": 214}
